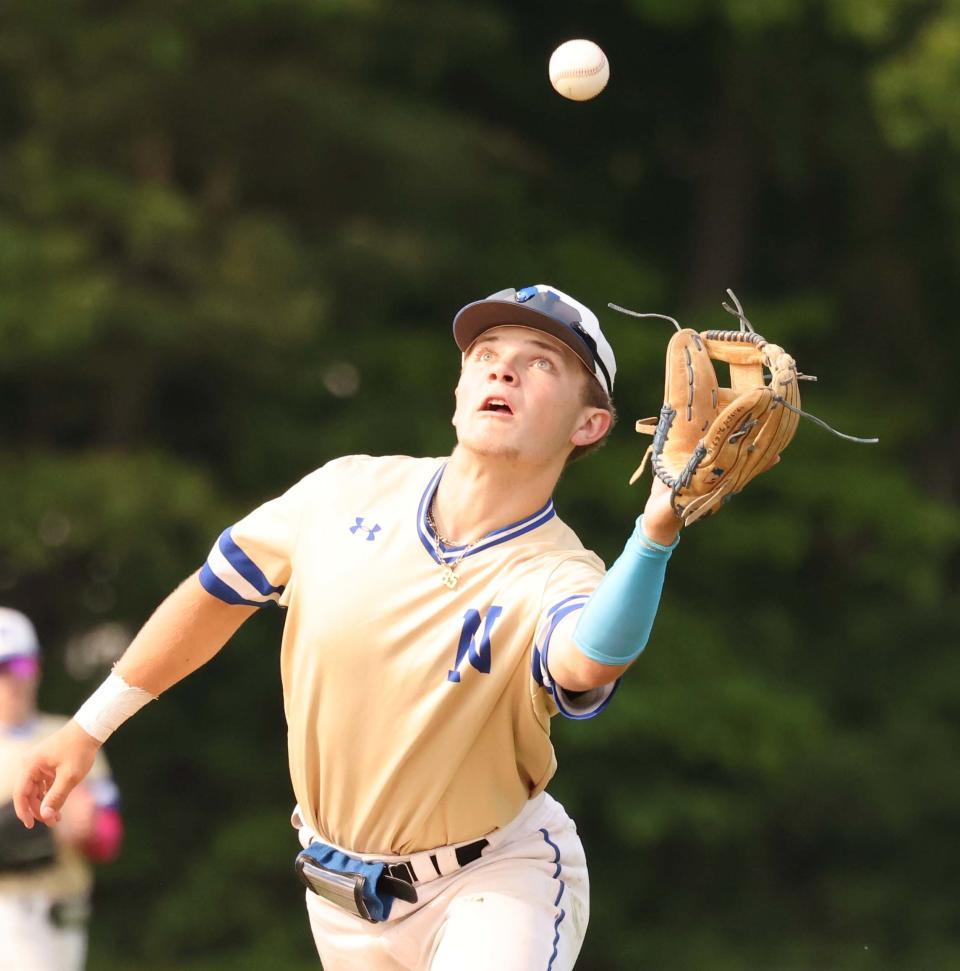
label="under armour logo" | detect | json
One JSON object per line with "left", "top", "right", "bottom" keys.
{"left": 349, "top": 517, "right": 381, "bottom": 541}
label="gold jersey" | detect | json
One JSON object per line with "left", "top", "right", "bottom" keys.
{"left": 201, "top": 455, "right": 616, "bottom": 855}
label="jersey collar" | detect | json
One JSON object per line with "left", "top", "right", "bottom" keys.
{"left": 416, "top": 463, "right": 556, "bottom": 566}
{"left": 2, "top": 717, "right": 38, "bottom": 738}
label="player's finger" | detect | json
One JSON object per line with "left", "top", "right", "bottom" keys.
{"left": 12, "top": 787, "right": 37, "bottom": 828}
{"left": 13, "top": 764, "right": 53, "bottom": 827}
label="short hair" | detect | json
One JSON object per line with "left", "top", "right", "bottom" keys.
{"left": 567, "top": 371, "right": 617, "bottom": 465}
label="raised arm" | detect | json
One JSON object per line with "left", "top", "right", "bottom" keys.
{"left": 13, "top": 572, "right": 256, "bottom": 828}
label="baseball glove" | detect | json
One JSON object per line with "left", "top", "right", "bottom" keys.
{"left": 0, "top": 799, "right": 56, "bottom": 872}
{"left": 611, "top": 291, "right": 877, "bottom": 524}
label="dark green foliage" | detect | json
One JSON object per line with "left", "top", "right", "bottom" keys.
{"left": 1, "top": 1, "right": 957, "bottom": 967}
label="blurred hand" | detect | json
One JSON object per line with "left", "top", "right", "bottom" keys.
{"left": 13, "top": 721, "right": 101, "bottom": 829}
{"left": 57, "top": 783, "right": 97, "bottom": 846}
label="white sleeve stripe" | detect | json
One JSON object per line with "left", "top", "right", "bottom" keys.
{"left": 207, "top": 543, "right": 280, "bottom": 604}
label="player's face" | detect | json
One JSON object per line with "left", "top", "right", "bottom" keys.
{"left": 0, "top": 663, "right": 38, "bottom": 728}
{"left": 452, "top": 326, "right": 610, "bottom": 466}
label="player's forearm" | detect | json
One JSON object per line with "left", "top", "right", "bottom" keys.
{"left": 548, "top": 517, "right": 678, "bottom": 691}
{"left": 15, "top": 574, "right": 256, "bottom": 829}
{"left": 113, "top": 571, "right": 257, "bottom": 696}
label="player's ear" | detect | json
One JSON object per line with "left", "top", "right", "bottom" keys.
{"left": 570, "top": 408, "right": 612, "bottom": 448}
{"left": 451, "top": 379, "right": 462, "bottom": 427}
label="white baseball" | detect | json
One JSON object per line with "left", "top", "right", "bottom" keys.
{"left": 549, "top": 39, "right": 610, "bottom": 102}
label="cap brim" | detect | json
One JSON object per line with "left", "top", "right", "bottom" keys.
{"left": 0, "top": 655, "right": 39, "bottom": 678}
{"left": 453, "top": 300, "right": 594, "bottom": 373}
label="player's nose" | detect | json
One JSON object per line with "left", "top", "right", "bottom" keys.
{"left": 487, "top": 360, "right": 517, "bottom": 384}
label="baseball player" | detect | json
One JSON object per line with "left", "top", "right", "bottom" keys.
{"left": 0, "top": 607, "right": 123, "bottom": 971}
{"left": 13, "top": 285, "right": 682, "bottom": 970}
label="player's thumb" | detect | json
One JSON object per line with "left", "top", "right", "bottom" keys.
{"left": 40, "top": 771, "right": 79, "bottom": 825}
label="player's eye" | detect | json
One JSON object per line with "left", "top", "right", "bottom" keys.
{"left": 533, "top": 357, "right": 553, "bottom": 371}
{"left": 477, "top": 350, "right": 494, "bottom": 363}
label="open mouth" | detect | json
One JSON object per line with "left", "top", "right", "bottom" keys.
{"left": 480, "top": 396, "right": 514, "bottom": 415}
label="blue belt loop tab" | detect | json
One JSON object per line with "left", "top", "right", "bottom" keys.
{"left": 572, "top": 515, "right": 677, "bottom": 667}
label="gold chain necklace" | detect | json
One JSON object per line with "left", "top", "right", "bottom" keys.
{"left": 426, "top": 499, "right": 476, "bottom": 589}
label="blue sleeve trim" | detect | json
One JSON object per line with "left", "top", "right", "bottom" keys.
{"left": 537, "top": 598, "right": 619, "bottom": 720}
{"left": 531, "top": 645, "right": 545, "bottom": 687}
{"left": 199, "top": 563, "right": 275, "bottom": 608}
{"left": 552, "top": 679, "right": 620, "bottom": 721}
{"left": 573, "top": 515, "right": 676, "bottom": 666}
{"left": 545, "top": 594, "right": 588, "bottom": 619}
{"left": 218, "top": 528, "right": 284, "bottom": 597}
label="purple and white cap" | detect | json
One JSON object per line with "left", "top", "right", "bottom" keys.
{"left": 0, "top": 607, "right": 40, "bottom": 677}
{"left": 453, "top": 284, "right": 616, "bottom": 397}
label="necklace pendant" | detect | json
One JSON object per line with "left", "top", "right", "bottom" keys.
{"left": 441, "top": 568, "right": 459, "bottom": 589}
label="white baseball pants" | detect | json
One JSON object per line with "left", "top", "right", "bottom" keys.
{"left": 0, "top": 891, "right": 87, "bottom": 971}
{"left": 303, "top": 792, "right": 589, "bottom": 971}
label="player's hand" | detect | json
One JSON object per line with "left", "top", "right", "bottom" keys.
{"left": 13, "top": 721, "right": 101, "bottom": 829}
{"left": 641, "top": 476, "right": 682, "bottom": 546}
{"left": 641, "top": 457, "right": 780, "bottom": 542}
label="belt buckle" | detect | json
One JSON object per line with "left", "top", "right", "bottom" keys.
{"left": 295, "top": 853, "right": 376, "bottom": 922}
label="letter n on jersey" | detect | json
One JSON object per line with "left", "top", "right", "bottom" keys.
{"left": 447, "top": 607, "right": 503, "bottom": 683}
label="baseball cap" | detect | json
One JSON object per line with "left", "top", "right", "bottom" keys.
{"left": 453, "top": 285, "right": 616, "bottom": 397}
{"left": 0, "top": 608, "right": 40, "bottom": 668}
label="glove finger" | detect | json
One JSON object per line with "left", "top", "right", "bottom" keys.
{"left": 662, "top": 328, "right": 718, "bottom": 451}
{"left": 652, "top": 329, "right": 719, "bottom": 491}
{"left": 693, "top": 389, "right": 768, "bottom": 491}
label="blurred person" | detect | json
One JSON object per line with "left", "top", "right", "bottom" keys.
{"left": 14, "top": 286, "right": 682, "bottom": 970}
{"left": 0, "top": 607, "right": 123, "bottom": 971}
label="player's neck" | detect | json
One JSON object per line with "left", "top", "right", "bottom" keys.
{"left": 433, "top": 447, "right": 562, "bottom": 545}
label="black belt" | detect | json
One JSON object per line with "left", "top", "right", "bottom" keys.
{"left": 383, "top": 837, "right": 489, "bottom": 888}
{"left": 297, "top": 836, "right": 491, "bottom": 912}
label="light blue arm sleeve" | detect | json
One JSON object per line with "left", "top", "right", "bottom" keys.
{"left": 572, "top": 516, "right": 678, "bottom": 665}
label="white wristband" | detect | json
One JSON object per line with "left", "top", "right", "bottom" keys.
{"left": 73, "top": 671, "right": 156, "bottom": 743}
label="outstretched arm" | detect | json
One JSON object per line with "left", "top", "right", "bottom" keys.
{"left": 13, "top": 572, "right": 256, "bottom": 828}
{"left": 111, "top": 570, "right": 257, "bottom": 695}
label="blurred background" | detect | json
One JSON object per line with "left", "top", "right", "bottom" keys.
{"left": 1, "top": 0, "right": 958, "bottom": 968}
